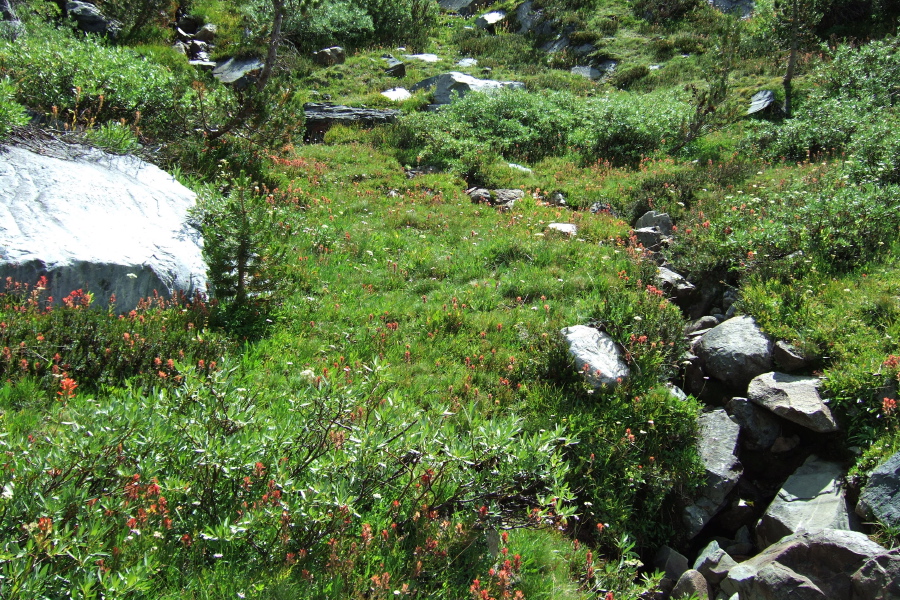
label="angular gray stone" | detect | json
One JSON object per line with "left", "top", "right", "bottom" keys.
{"left": 855, "top": 450, "right": 900, "bottom": 529}
{"left": 654, "top": 545, "right": 690, "bottom": 580}
{"left": 748, "top": 372, "right": 838, "bottom": 433}
{"left": 560, "top": 325, "right": 629, "bottom": 388}
{"left": 515, "top": 0, "right": 541, "bottom": 34}
{"left": 722, "top": 529, "right": 888, "bottom": 599}
{"left": 193, "top": 23, "right": 217, "bottom": 42}
{"left": 635, "top": 210, "right": 674, "bottom": 235}
{"left": 726, "top": 397, "right": 781, "bottom": 452}
{"left": 747, "top": 90, "right": 776, "bottom": 115}
{"left": 696, "top": 316, "right": 774, "bottom": 389}
{"left": 851, "top": 549, "right": 900, "bottom": 600}
{"left": 756, "top": 455, "right": 852, "bottom": 550}
{"left": 774, "top": 340, "right": 811, "bottom": 372}
{"left": 571, "top": 66, "right": 603, "bottom": 80}
{"left": 634, "top": 226, "right": 664, "bottom": 249}
{"left": 672, "top": 569, "right": 710, "bottom": 600}
{"left": 693, "top": 540, "right": 738, "bottom": 585}
{"left": 684, "top": 409, "right": 742, "bottom": 539}
{"left": 312, "top": 46, "right": 345, "bottom": 66}
{"left": 66, "top": 1, "right": 121, "bottom": 36}
{"left": 384, "top": 59, "right": 406, "bottom": 78}
{"left": 415, "top": 72, "right": 524, "bottom": 105}
{"left": 0, "top": 143, "right": 207, "bottom": 312}
{"left": 212, "top": 56, "right": 264, "bottom": 85}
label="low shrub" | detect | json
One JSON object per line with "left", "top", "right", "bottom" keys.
{"left": 0, "top": 76, "right": 27, "bottom": 138}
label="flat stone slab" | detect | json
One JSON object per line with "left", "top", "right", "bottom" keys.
{"left": 756, "top": 455, "right": 852, "bottom": 549}
{"left": 748, "top": 372, "right": 838, "bottom": 433}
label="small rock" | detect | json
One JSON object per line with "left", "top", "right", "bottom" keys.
{"left": 193, "top": 23, "right": 217, "bottom": 42}
{"left": 547, "top": 223, "right": 577, "bottom": 236}
{"left": 403, "top": 53, "right": 441, "bottom": 63}
{"left": 456, "top": 57, "right": 478, "bottom": 67}
{"left": 770, "top": 434, "right": 801, "bottom": 453}
{"left": 560, "top": 325, "right": 629, "bottom": 388}
{"left": 726, "top": 397, "right": 781, "bottom": 452}
{"left": 313, "top": 46, "right": 346, "bottom": 66}
{"left": 693, "top": 540, "right": 737, "bottom": 585}
{"left": 384, "top": 61, "right": 406, "bottom": 78}
{"left": 475, "top": 10, "right": 506, "bottom": 30}
{"left": 774, "top": 341, "right": 812, "bottom": 372}
{"left": 748, "top": 372, "right": 838, "bottom": 433}
{"left": 571, "top": 65, "right": 603, "bottom": 80}
{"left": 635, "top": 210, "right": 674, "bottom": 235}
{"left": 381, "top": 87, "right": 412, "bottom": 101}
{"left": 654, "top": 545, "right": 690, "bottom": 580}
{"left": 672, "top": 569, "right": 711, "bottom": 600}
{"left": 634, "top": 226, "right": 664, "bottom": 249}
{"left": 687, "top": 316, "right": 719, "bottom": 335}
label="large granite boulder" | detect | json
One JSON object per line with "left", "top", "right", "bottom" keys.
{"left": 683, "top": 409, "right": 742, "bottom": 539}
{"left": 756, "top": 455, "right": 853, "bottom": 549}
{"left": 0, "top": 143, "right": 207, "bottom": 311}
{"left": 748, "top": 372, "right": 838, "bottom": 433}
{"left": 855, "top": 449, "right": 900, "bottom": 529}
{"left": 412, "top": 72, "right": 525, "bottom": 105}
{"left": 560, "top": 325, "right": 629, "bottom": 387}
{"left": 695, "top": 316, "right": 774, "bottom": 389}
{"left": 721, "top": 529, "right": 889, "bottom": 599}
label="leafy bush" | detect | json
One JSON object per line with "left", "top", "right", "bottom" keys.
{"left": 746, "top": 38, "right": 900, "bottom": 161}
{"left": 0, "top": 24, "right": 185, "bottom": 138}
{"left": 0, "top": 76, "right": 27, "bottom": 138}
{"left": 393, "top": 88, "right": 689, "bottom": 173}
{"left": 0, "top": 276, "right": 229, "bottom": 398}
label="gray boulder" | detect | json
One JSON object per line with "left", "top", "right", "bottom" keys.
{"left": 855, "top": 449, "right": 900, "bottom": 529}
{"left": 726, "top": 397, "right": 781, "bottom": 452}
{"left": 748, "top": 372, "right": 838, "bottom": 433}
{"left": 571, "top": 66, "right": 603, "bottom": 80}
{"left": 851, "top": 549, "right": 900, "bottom": 600}
{"left": 696, "top": 315, "right": 774, "bottom": 389}
{"left": 193, "top": 23, "right": 217, "bottom": 42}
{"left": 560, "top": 325, "right": 629, "bottom": 388}
{"left": 212, "top": 57, "right": 264, "bottom": 86}
{"left": 721, "top": 529, "right": 889, "bottom": 599}
{"left": 672, "top": 569, "right": 710, "bottom": 599}
{"left": 413, "top": 72, "right": 525, "bottom": 105}
{"left": 756, "top": 455, "right": 853, "bottom": 550}
{"left": 514, "top": 0, "right": 542, "bottom": 34}
{"left": 684, "top": 409, "right": 742, "bottom": 539}
{"left": 654, "top": 545, "right": 690, "bottom": 580}
{"left": 0, "top": 143, "right": 207, "bottom": 312}
{"left": 634, "top": 227, "right": 665, "bottom": 250}
{"left": 66, "top": 1, "right": 120, "bottom": 36}
{"left": 635, "top": 210, "right": 674, "bottom": 235}
{"left": 312, "top": 46, "right": 346, "bottom": 66}
{"left": 693, "top": 540, "right": 738, "bottom": 585}
{"left": 774, "top": 340, "right": 812, "bottom": 372}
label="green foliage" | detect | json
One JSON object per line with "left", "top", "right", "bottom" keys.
{"left": 633, "top": 0, "right": 701, "bottom": 23}
{"left": 0, "top": 23, "right": 185, "bottom": 138}
{"left": 83, "top": 120, "right": 142, "bottom": 153}
{"left": 0, "top": 76, "right": 27, "bottom": 138}
{"left": 746, "top": 38, "right": 900, "bottom": 161}
{"left": 393, "top": 88, "right": 690, "bottom": 174}
{"left": 97, "top": 0, "right": 174, "bottom": 41}
{"left": 0, "top": 277, "right": 229, "bottom": 398}
{"left": 194, "top": 171, "right": 293, "bottom": 339}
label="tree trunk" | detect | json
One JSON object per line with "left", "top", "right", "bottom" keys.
{"left": 783, "top": 0, "right": 799, "bottom": 118}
